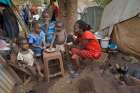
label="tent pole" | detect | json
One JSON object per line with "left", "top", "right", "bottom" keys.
{"left": 108, "top": 25, "right": 113, "bottom": 37}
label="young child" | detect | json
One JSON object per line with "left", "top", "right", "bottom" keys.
{"left": 17, "top": 38, "right": 44, "bottom": 78}
{"left": 51, "top": 21, "right": 67, "bottom": 52}
{"left": 28, "top": 22, "right": 46, "bottom": 56}
{"left": 17, "top": 38, "right": 36, "bottom": 75}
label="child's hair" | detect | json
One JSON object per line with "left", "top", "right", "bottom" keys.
{"left": 32, "top": 21, "right": 40, "bottom": 29}
{"left": 42, "top": 10, "right": 49, "bottom": 18}
{"left": 18, "top": 37, "right": 28, "bottom": 47}
{"left": 75, "top": 20, "right": 91, "bottom": 32}
{"left": 56, "top": 20, "right": 64, "bottom": 27}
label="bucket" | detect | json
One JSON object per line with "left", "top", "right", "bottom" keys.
{"left": 100, "top": 37, "right": 110, "bottom": 48}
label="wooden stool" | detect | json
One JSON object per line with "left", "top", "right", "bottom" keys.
{"left": 43, "top": 51, "right": 64, "bottom": 82}
{"left": 95, "top": 52, "right": 108, "bottom": 63}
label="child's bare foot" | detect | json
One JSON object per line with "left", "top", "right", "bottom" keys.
{"left": 39, "top": 72, "right": 44, "bottom": 78}
{"left": 38, "top": 77, "right": 43, "bottom": 82}
{"left": 37, "top": 73, "right": 44, "bottom": 81}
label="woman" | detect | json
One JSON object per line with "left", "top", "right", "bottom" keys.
{"left": 71, "top": 20, "right": 101, "bottom": 68}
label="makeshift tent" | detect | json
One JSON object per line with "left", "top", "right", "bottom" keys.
{"left": 100, "top": 0, "right": 140, "bottom": 30}
{"left": 100, "top": 0, "right": 140, "bottom": 57}
{"left": 112, "top": 17, "right": 140, "bottom": 57}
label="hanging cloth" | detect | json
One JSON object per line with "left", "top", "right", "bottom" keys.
{"left": 22, "top": 7, "right": 29, "bottom": 25}
{"left": 50, "top": 0, "right": 61, "bottom": 19}
{"left": 3, "top": 7, "right": 19, "bottom": 39}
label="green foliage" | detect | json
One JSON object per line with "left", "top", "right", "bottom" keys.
{"left": 95, "top": 0, "right": 112, "bottom": 7}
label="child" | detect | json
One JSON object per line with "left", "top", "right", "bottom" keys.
{"left": 28, "top": 22, "right": 46, "bottom": 56}
{"left": 17, "top": 38, "right": 36, "bottom": 75}
{"left": 51, "top": 21, "right": 67, "bottom": 52}
{"left": 17, "top": 38, "right": 44, "bottom": 78}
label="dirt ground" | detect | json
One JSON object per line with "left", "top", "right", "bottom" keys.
{"left": 33, "top": 53, "right": 140, "bottom": 93}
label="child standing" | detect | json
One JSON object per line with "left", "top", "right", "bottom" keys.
{"left": 51, "top": 21, "right": 67, "bottom": 52}
{"left": 28, "top": 22, "right": 45, "bottom": 78}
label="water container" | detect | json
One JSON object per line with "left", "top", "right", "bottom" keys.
{"left": 100, "top": 37, "right": 110, "bottom": 48}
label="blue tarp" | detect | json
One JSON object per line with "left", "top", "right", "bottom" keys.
{"left": 0, "top": 0, "right": 12, "bottom": 6}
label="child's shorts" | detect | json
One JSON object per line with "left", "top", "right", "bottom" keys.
{"left": 56, "top": 44, "right": 65, "bottom": 52}
{"left": 32, "top": 47, "right": 43, "bottom": 56}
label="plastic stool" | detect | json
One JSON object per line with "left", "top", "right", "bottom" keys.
{"left": 43, "top": 51, "right": 64, "bottom": 82}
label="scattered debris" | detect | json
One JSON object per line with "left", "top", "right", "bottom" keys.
{"left": 122, "top": 56, "right": 139, "bottom": 64}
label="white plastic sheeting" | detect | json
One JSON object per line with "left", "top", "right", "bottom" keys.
{"left": 100, "top": 0, "right": 140, "bottom": 29}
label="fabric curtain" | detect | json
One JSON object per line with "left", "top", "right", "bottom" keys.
{"left": 3, "top": 7, "right": 19, "bottom": 39}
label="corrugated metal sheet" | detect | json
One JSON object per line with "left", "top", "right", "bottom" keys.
{"left": 0, "top": 55, "right": 17, "bottom": 93}
{"left": 0, "top": 64, "right": 16, "bottom": 93}
{"left": 82, "top": 6, "right": 103, "bottom": 32}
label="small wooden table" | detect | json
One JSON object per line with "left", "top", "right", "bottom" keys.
{"left": 43, "top": 51, "right": 64, "bottom": 82}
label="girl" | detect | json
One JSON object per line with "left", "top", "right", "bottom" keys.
{"left": 71, "top": 20, "right": 101, "bottom": 68}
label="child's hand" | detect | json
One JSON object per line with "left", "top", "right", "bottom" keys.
{"left": 65, "top": 44, "right": 73, "bottom": 50}
{"left": 69, "top": 51, "right": 72, "bottom": 54}
{"left": 64, "top": 43, "right": 68, "bottom": 48}
{"left": 43, "top": 46, "right": 46, "bottom": 49}
{"left": 73, "top": 35, "right": 78, "bottom": 41}
{"left": 72, "top": 54, "right": 79, "bottom": 59}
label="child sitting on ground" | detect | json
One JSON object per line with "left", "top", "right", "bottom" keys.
{"left": 51, "top": 21, "right": 67, "bottom": 52}
{"left": 17, "top": 38, "right": 44, "bottom": 78}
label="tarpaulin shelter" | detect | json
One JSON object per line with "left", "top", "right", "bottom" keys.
{"left": 100, "top": 0, "right": 140, "bottom": 57}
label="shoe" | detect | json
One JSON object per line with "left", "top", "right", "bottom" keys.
{"left": 70, "top": 70, "right": 75, "bottom": 74}
{"left": 71, "top": 72, "right": 80, "bottom": 78}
